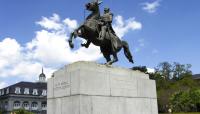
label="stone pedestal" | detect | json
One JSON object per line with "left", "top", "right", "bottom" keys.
{"left": 47, "top": 61, "right": 158, "bottom": 114}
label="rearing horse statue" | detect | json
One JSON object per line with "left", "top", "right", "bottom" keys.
{"left": 68, "top": 0, "right": 134, "bottom": 65}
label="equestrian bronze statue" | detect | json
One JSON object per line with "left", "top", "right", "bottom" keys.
{"left": 68, "top": 0, "right": 134, "bottom": 65}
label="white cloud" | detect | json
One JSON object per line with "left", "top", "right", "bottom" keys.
{"left": 0, "top": 13, "right": 142, "bottom": 83}
{"left": 28, "top": 30, "right": 102, "bottom": 66}
{"left": 0, "top": 82, "right": 7, "bottom": 89}
{"left": 0, "top": 38, "right": 22, "bottom": 69}
{"left": 0, "top": 38, "right": 49, "bottom": 80}
{"left": 113, "top": 15, "right": 142, "bottom": 38}
{"left": 36, "top": 13, "right": 62, "bottom": 30}
{"left": 142, "top": 0, "right": 161, "bottom": 13}
{"left": 63, "top": 18, "right": 78, "bottom": 31}
{"left": 0, "top": 13, "right": 102, "bottom": 81}
{"left": 33, "top": 14, "right": 101, "bottom": 66}
{"left": 147, "top": 68, "right": 155, "bottom": 73}
{"left": 27, "top": 30, "right": 70, "bottom": 65}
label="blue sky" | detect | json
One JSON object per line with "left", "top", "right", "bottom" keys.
{"left": 0, "top": 0, "right": 200, "bottom": 88}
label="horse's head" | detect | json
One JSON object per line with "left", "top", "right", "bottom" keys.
{"left": 85, "top": 0, "right": 102, "bottom": 12}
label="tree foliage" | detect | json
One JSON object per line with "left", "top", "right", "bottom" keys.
{"left": 0, "top": 109, "right": 6, "bottom": 114}
{"left": 151, "top": 62, "right": 200, "bottom": 113}
{"left": 155, "top": 62, "right": 172, "bottom": 80}
{"left": 170, "top": 89, "right": 200, "bottom": 112}
{"left": 132, "top": 66, "right": 147, "bottom": 73}
{"left": 12, "top": 109, "right": 33, "bottom": 114}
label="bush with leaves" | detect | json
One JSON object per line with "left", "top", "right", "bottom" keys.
{"left": 0, "top": 109, "right": 6, "bottom": 114}
{"left": 170, "top": 89, "right": 200, "bottom": 112}
{"left": 170, "top": 91, "right": 192, "bottom": 112}
{"left": 189, "top": 89, "right": 200, "bottom": 112}
{"left": 132, "top": 66, "right": 147, "bottom": 73}
{"left": 12, "top": 109, "right": 33, "bottom": 114}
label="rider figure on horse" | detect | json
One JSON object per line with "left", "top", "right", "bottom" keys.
{"left": 68, "top": 1, "right": 134, "bottom": 65}
{"left": 98, "top": 7, "right": 116, "bottom": 41}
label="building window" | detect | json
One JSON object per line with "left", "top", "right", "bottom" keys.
{"left": 39, "top": 77, "right": 45, "bottom": 82}
{"left": 15, "top": 87, "right": 21, "bottom": 94}
{"left": 42, "top": 90, "right": 47, "bottom": 96}
{"left": 41, "top": 102, "right": 47, "bottom": 110}
{"left": 32, "top": 89, "right": 38, "bottom": 95}
{"left": 24, "top": 88, "right": 29, "bottom": 94}
{"left": 31, "top": 102, "right": 38, "bottom": 110}
{"left": 22, "top": 101, "right": 29, "bottom": 110}
{"left": 13, "top": 101, "right": 21, "bottom": 109}
{"left": 6, "top": 88, "right": 9, "bottom": 94}
{"left": 4, "top": 101, "right": 8, "bottom": 109}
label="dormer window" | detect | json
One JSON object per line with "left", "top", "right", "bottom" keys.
{"left": 6, "top": 88, "right": 9, "bottom": 94}
{"left": 42, "top": 90, "right": 47, "bottom": 96}
{"left": 2, "top": 89, "right": 4, "bottom": 95}
{"left": 32, "top": 89, "right": 38, "bottom": 95}
{"left": 15, "top": 87, "right": 21, "bottom": 94}
{"left": 24, "top": 88, "right": 29, "bottom": 94}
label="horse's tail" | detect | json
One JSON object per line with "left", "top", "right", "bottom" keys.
{"left": 122, "top": 40, "right": 134, "bottom": 63}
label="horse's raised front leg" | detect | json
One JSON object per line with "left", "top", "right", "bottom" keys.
{"left": 81, "top": 40, "right": 91, "bottom": 48}
{"left": 68, "top": 32, "right": 75, "bottom": 49}
{"left": 68, "top": 25, "right": 84, "bottom": 49}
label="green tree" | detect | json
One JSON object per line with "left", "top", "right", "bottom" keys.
{"left": 155, "top": 62, "right": 172, "bottom": 80}
{"left": 151, "top": 61, "right": 200, "bottom": 113}
{"left": 172, "top": 62, "right": 192, "bottom": 80}
{"left": 189, "top": 89, "right": 200, "bottom": 112}
{"left": 170, "top": 91, "right": 192, "bottom": 112}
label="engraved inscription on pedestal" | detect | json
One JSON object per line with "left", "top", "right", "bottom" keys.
{"left": 53, "top": 68, "right": 71, "bottom": 97}
{"left": 54, "top": 81, "right": 70, "bottom": 91}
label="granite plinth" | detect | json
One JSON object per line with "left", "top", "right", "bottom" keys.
{"left": 47, "top": 61, "right": 158, "bottom": 114}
